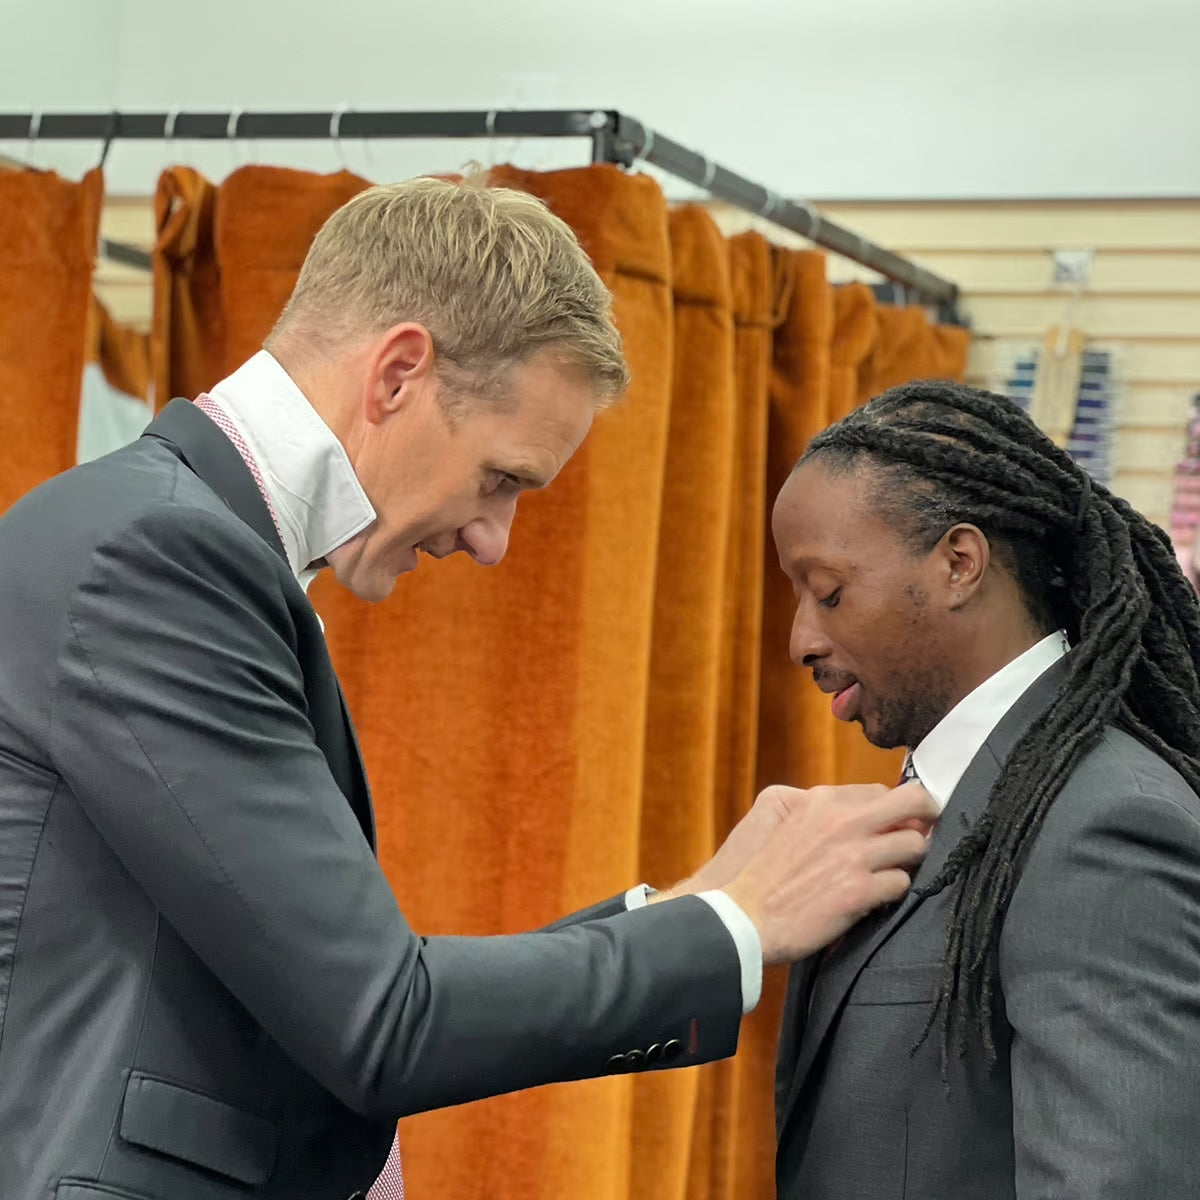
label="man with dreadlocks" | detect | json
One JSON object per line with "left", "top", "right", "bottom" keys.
{"left": 772, "top": 379, "right": 1200, "bottom": 1199}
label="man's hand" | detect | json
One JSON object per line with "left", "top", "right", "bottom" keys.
{"left": 670, "top": 784, "right": 802, "bottom": 898}
{"left": 718, "top": 781, "right": 936, "bottom": 964}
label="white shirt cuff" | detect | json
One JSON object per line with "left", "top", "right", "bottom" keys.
{"left": 697, "top": 889, "right": 763, "bottom": 1014}
{"left": 624, "top": 884, "right": 762, "bottom": 1013}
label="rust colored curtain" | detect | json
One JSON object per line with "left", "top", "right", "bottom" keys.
{"left": 150, "top": 165, "right": 369, "bottom": 404}
{"left": 0, "top": 167, "right": 102, "bottom": 513}
{"left": 827, "top": 283, "right": 910, "bottom": 785}
{"left": 151, "top": 166, "right": 223, "bottom": 407}
{"left": 860, "top": 300, "right": 971, "bottom": 400}
{"left": 758, "top": 250, "right": 837, "bottom": 795}
{"left": 88, "top": 296, "right": 151, "bottom": 402}
{"left": 693, "top": 230, "right": 780, "bottom": 1200}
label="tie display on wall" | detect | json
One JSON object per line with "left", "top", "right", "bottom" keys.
{"left": 1003, "top": 340, "right": 1116, "bottom": 484}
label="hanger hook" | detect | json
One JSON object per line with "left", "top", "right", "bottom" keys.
{"left": 25, "top": 111, "right": 41, "bottom": 166}
{"left": 97, "top": 110, "right": 118, "bottom": 169}
{"left": 330, "top": 103, "right": 349, "bottom": 169}
{"left": 631, "top": 126, "right": 655, "bottom": 171}
{"left": 700, "top": 158, "right": 716, "bottom": 192}
{"left": 226, "top": 108, "right": 245, "bottom": 165}
{"left": 163, "top": 106, "right": 179, "bottom": 141}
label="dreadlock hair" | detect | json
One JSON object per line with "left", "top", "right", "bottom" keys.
{"left": 802, "top": 379, "right": 1200, "bottom": 1073}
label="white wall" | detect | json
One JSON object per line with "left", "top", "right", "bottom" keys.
{"left": 2, "top": 0, "right": 1198, "bottom": 200}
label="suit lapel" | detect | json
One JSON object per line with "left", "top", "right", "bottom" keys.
{"left": 776, "top": 657, "right": 1071, "bottom": 1140}
{"left": 142, "top": 399, "right": 376, "bottom": 849}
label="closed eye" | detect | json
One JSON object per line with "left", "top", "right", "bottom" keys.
{"left": 483, "top": 471, "right": 524, "bottom": 497}
{"left": 818, "top": 589, "right": 841, "bottom": 609}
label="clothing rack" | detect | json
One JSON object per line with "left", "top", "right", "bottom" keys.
{"left": 0, "top": 108, "right": 963, "bottom": 322}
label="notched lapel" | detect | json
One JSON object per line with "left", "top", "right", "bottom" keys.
{"left": 776, "top": 657, "right": 1071, "bottom": 1142}
{"left": 144, "top": 400, "right": 377, "bottom": 849}
{"left": 142, "top": 398, "right": 288, "bottom": 564}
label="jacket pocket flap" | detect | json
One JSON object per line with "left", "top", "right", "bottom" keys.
{"left": 848, "top": 961, "right": 942, "bottom": 1005}
{"left": 119, "top": 1072, "right": 277, "bottom": 1186}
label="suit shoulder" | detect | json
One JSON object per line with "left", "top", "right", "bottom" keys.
{"left": 1044, "top": 726, "right": 1200, "bottom": 836}
{"left": 2, "top": 438, "right": 285, "bottom": 609}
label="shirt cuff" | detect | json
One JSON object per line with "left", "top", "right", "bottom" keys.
{"left": 696, "top": 889, "right": 763, "bottom": 1014}
{"left": 624, "top": 884, "right": 762, "bottom": 1013}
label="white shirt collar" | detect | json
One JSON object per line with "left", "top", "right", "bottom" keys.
{"left": 205, "top": 351, "right": 376, "bottom": 588}
{"left": 911, "top": 631, "right": 1070, "bottom": 811}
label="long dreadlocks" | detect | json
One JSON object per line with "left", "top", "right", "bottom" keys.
{"left": 802, "top": 379, "right": 1200, "bottom": 1070}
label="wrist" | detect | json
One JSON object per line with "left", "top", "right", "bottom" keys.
{"left": 721, "top": 879, "right": 769, "bottom": 958}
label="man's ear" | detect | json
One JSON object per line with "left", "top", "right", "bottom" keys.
{"left": 364, "top": 323, "right": 437, "bottom": 424}
{"left": 939, "top": 523, "right": 990, "bottom": 611}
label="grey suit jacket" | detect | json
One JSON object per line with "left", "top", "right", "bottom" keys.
{"left": 0, "top": 400, "right": 742, "bottom": 1200}
{"left": 775, "top": 659, "right": 1200, "bottom": 1199}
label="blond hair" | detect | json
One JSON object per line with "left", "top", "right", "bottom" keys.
{"left": 268, "top": 177, "right": 628, "bottom": 406}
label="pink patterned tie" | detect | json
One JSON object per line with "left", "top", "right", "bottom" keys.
{"left": 192, "top": 395, "right": 286, "bottom": 548}
{"left": 191, "top": 395, "right": 406, "bottom": 1200}
{"left": 367, "top": 1131, "right": 406, "bottom": 1199}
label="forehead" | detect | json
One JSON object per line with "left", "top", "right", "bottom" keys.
{"left": 773, "top": 457, "right": 899, "bottom": 566}
{"left": 466, "top": 357, "right": 597, "bottom": 473}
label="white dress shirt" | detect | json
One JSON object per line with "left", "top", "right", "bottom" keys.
{"left": 200, "top": 351, "right": 763, "bottom": 1013}
{"left": 911, "top": 632, "right": 1071, "bottom": 810}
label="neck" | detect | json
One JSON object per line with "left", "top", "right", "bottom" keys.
{"left": 945, "top": 619, "right": 1049, "bottom": 713}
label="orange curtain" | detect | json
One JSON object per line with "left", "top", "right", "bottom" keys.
{"left": 860, "top": 300, "right": 971, "bottom": 400}
{"left": 0, "top": 167, "right": 102, "bottom": 513}
{"left": 87, "top": 296, "right": 151, "bottom": 401}
{"left": 758, "top": 250, "right": 837, "bottom": 795}
{"left": 827, "top": 283, "right": 911, "bottom": 785}
{"left": 150, "top": 166, "right": 223, "bottom": 407}
{"left": 627, "top": 203, "right": 735, "bottom": 1200}
{"left": 695, "top": 230, "right": 780, "bottom": 1200}
{"left": 148, "top": 165, "right": 971, "bottom": 1200}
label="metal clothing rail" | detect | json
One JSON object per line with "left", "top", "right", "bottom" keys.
{"left": 0, "top": 108, "right": 962, "bottom": 317}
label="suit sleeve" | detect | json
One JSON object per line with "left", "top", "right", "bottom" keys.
{"left": 49, "top": 504, "right": 743, "bottom": 1119}
{"left": 1001, "top": 759, "right": 1200, "bottom": 1198}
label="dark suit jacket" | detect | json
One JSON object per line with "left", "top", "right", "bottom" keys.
{"left": 0, "top": 400, "right": 742, "bottom": 1200}
{"left": 775, "top": 659, "right": 1200, "bottom": 1199}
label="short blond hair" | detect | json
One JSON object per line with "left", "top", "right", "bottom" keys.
{"left": 269, "top": 178, "right": 628, "bottom": 405}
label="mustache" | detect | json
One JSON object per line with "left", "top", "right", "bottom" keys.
{"left": 811, "top": 668, "right": 858, "bottom": 693}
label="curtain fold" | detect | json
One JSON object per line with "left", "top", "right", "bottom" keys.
{"left": 88, "top": 296, "right": 151, "bottom": 401}
{"left": 151, "top": 166, "right": 223, "bottom": 407}
{"left": 627, "top": 203, "right": 736, "bottom": 1200}
{"left": 700, "top": 230, "right": 780, "bottom": 1200}
{"left": 758, "top": 249, "right": 835, "bottom": 794}
{"left": 216, "top": 166, "right": 370, "bottom": 369}
{"left": 860, "top": 301, "right": 971, "bottom": 400}
{"left": 828, "top": 284, "right": 908, "bottom": 785}
{"left": 0, "top": 167, "right": 102, "bottom": 512}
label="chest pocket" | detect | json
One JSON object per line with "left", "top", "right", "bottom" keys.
{"left": 847, "top": 960, "right": 942, "bottom": 1006}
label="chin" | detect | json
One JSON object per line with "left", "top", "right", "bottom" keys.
{"left": 337, "top": 568, "right": 399, "bottom": 604}
{"left": 861, "top": 716, "right": 906, "bottom": 751}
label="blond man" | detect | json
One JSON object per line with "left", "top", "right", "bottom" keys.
{"left": 0, "top": 180, "right": 933, "bottom": 1200}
